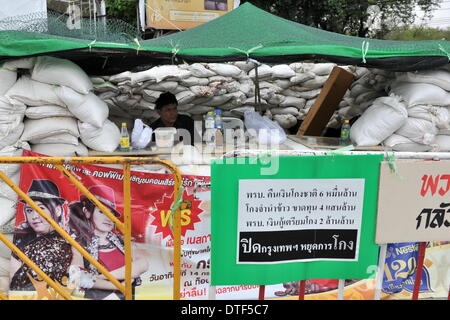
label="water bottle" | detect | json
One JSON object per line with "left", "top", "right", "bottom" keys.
{"left": 204, "top": 111, "right": 215, "bottom": 146}
{"left": 120, "top": 122, "right": 130, "bottom": 151}
{"left": 214, "top": 109, "right": 223, "bottom": 131}
{"left": 340, "top": 119, "right": 351, "bottom": 145}
{"left": 214, "top": 110, "right": 224, "bottom": 146}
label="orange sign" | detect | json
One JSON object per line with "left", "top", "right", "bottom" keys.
{"left": 146, "top": 0, "right": 235, "bottom": 30}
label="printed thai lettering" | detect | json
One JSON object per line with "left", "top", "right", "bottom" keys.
{"left": 416, "top": 202, "right": 450, "bottom": 229}
{"left": 420, "top": 174, "right": 450, "bottom": 196}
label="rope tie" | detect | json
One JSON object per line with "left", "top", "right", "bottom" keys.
{"left": 361, "top": 40, "right": 370, "bottom": 64}
{"left": 88, "top": 39, "right": 97, "bottom": 52}
{"left": 386, "top": 151, "right": 403, "bottom": 180}
{"left": 438, "top": 43, "right": 450, "bottom": 62}
{"left": 169, "top": 40, "right": 180, "bottom": 64}
{"left": 228, "top": 44, "right": 263, "bottom": 61}
{"left": 134, "top": 38, "right": 142, "bottom": 55}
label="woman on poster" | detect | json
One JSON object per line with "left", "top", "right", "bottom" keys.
{"left": 9, "top": 179, "right": 83, "bottom": 291}
{"left": 68, "top": 185, "right": 149, "bottom": 300}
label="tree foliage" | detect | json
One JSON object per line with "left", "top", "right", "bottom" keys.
{"left": 105, "top": 0, "right": 137, "bottom": 27}
{"left": 241, "top": 0, "right": 442, "bottom": 38}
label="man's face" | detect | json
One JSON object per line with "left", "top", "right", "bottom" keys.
{"left": 157, "top": 103, "right": 178, "bottom": 126}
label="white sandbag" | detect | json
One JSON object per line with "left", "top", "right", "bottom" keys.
{"left": 189, "top": 63, "right": 217, "bottom": 77}
{"left": 180, "top": 77, "right": 210, "bottom": 87}
{"left": 21, "top": 117, "right": 79, "bottom": 141}
{"left": 176, "top": 90, "right": 197, "bottom": 105}
{"left": 143, "top": 81, "right": 179, "bottom": 92}
{"left": 207, "top": 63, "right": 242, "bottom": 78}
{"left": 132, "top": 65, "right": 191, "bottom": 83}
{"left": 350, "top": 95, "right": 408, "bottom": 146}
{"left": 279, "top": 96, "right": 306, "bottom": 109}
{"left": 289, "top": 72, "right": 316, "bottom": 84}
{"left": 434, "top": 135, "right": 450, "bottom": 151}
{"left": 187, "top": 106, "right": 214, "bottom": 115}
{"left": 142, "top": 89, "right": 163, "bottom": 103}
{"left": 3, "top": 57, "right": 36, "bottom": 70}
{"left": 293, "top": 88, "right": 322, "bottom": 100}
{"left": 271, "top": 64, "right": 296, "bottom": 79}
{"left": 301, "top": 75, "right": 329, "bottom": 89}
{"left": 273, "top": 114, "right": 298, "bottom": 129}
{"left": 0, "top": 143, "right": 29, "bottom": 201}
{"left": 0, "top": 234, "right": 13, "bottom": 259}
{"left": 109, "top": 71, "right": 133, "bottom": 83}
{"left": 0, "top": 197, "right": 18, "bottom": 227}
{"left": 114, "top": 94, "right": 142, "bottom": 109}
{"left": 239, "top": 80, "right": 254, "bottom": 97}
{"left": 299, "top": 62, "right": 336, "bottom": 75}
{"left": 267, "top": 94, "right": 286, "bottom": 105}
{"left": 0, "top": 65, "right": 17, "bottom": 95}
{"left": 93, "top": 82, "right": 118, "bottom": 93}
{"left": 408, "top": 105, "right": 450, "bottom": 129}
{"left": 270, "top": 107, "right": 300, "bottom": 116}
{"left": 25, "top": 105, "right": 74, "bottom": 119}
{"left": 223, "top": 80, "right": 241, "bottom": 93}
{"left": 137, "top": 99, "right": 155, "bottom": 110}
{"left": 0, "top": 97, "right": 26, "bottom": 117}
{"left": 389, "top": 81, "right": 450, "bottom": 107}
{"left": 31, "top": 56, "right": 93, "bottom": 94}
{"left": 31, "top": 143, "right": 88, "bottom": 157}
{"left": 259, "top": 81, "right": 283, "bottom": 93}
{"left": 350, "top": 83, "right": 373, "bottom": 98}
{"left": 207, "top": 94, "right": 233, "bottom": 106}
{"left": 273, "top": 79, "right": 292, "bottom": 90}
{"left": 233, "top": 61, "right": 256, "bottom": 72}
{"left": 383, "top": 134, "right": 433, "bottom": 152}
{"left": 248, "top": 64, "right": 272, "bottom": 79}
{"left": 395, "top": 69, "right": 450, "bottom": 91}
{"left": 0, "top": 118, "right": 24, "bottom": 150}
{"left": 190, "top": 86, "right": 215, "bottom": 97}
{"left": 6, "top": 75, "right": 65, "bottom": 107}
{"left": 30, "top": 133, "right": 79, "bottom": 145}
{"left": 395, "top": 117, "right": 438, "bottom": 145}
{"left": 78, "top": 119, "right": 120, "bottom": 152}
{"left": 355, "top": 90, "right": 385, "bottom": 105}
{"left": 55, "top": 86, "right": 108, "bottom": 128}
{"left": 172, "top": 85, "right": 189, "bottom": 94}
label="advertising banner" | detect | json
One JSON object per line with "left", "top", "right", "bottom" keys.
{"left": 210, "top": 155, "right": 384, "bottom": 286}
{"left": 8, "top": 152, "right": 449, "bottom": 300}
{"left": 146, "top": 0, "right": 236, "bottom": 30}
{"left": 376, "top": 160, "right": 450, "bottom": 244}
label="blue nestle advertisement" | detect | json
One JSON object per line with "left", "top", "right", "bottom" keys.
{"left": 382, "top": 242, "right": 433, "bottom": 294}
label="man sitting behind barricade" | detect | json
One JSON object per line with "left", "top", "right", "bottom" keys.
{"left": 149, "top": 92, "right": 197, "bottom": 146}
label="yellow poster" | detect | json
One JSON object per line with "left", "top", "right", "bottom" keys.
{"left": 146, "top": 0, "right": 234, "bottom": 30}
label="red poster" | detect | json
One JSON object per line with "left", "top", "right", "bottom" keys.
{"left": 9, "top": 150, "right": 210, "bottom": 300}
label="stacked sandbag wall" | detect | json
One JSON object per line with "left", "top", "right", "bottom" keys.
{"left": 349, "top": 65, "right": 450, "bottom": 151}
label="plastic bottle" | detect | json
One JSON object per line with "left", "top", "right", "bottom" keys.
{"left": 214, "top": 110, "right": 224, "bottom": 146}
{"left": 214, "top": 109, "right": 223, "bottom": 131}
{"left": 340, "top": 119, "right": 351, "bottom": 145}
{"left": 120, "top": 122, "right": 130, "bottom": 151}
{"left": 203, "top": 111, "right": 216, "bottom": 146}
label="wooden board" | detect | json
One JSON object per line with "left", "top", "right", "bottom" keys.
{"left": 297, "top": 66, "right": 354, "bottom": 136}
{"left": 288, "top": 135, "right": 391, "bottom": 151}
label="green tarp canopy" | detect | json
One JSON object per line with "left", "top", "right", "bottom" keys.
{"left": 1, "top": 2, "right": 450, "bottom": 73}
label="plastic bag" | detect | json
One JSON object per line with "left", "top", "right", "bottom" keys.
{"left": 244, "top": 110, "right": 287, "bottom": 145}
{"left": 132, "top": 119, "right": 152, "bottom": 149}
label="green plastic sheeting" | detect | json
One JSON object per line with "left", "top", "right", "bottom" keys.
{"left": 1, "top": 3, "right": 449, "bottom": 71}
{"left": 211, "top": 155, "right": 383, "bottom": 286}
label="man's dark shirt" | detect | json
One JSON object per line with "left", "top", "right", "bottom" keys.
{"left": 150, "top": 114, "right": 196, "bottom": 145}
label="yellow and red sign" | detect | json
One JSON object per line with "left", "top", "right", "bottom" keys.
{"left": 146, "top": 0, "right": 235, "bottom": 30}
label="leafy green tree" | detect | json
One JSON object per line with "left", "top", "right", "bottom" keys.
{"left": 105, "top": 0, "right": 138, "bottom": 27}
{"left": 241, "top": 0, "right": 442, "bottom": 38}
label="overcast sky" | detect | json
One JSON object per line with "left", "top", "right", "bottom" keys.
{"left": 416, "top": 0, "right": 450, "bottom": 28}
